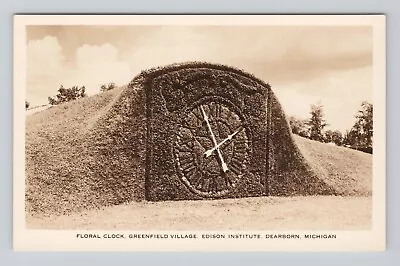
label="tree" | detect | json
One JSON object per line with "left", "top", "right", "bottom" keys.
{"left": 343, "top": 130, "right": 356, "bottom": 147}
{"left": 324, "top": 129, "right": 343, "bottom": 146}
{"left": 355, "top": 101, "right": 373, "bottom": 148}
{"left": 48, "top": 85, "right": 87, "bottom": 105}
{"left": 288, "top": 116, "right": 309, "bottom": 138}
{"left": 344, "top": 102, "right": 373, "bottom": 149}
{"left": 100, "top": 82, "right": 116, "bottom": 92}
{"left": 307, "top": 103, "right": 327, "bottom": 142}
{"left": 25, "top": 100, "right": 30, "bottom": 110}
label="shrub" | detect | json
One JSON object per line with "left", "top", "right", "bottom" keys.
{"left": 48, "top": 85, "right": 87, "bottom": 105}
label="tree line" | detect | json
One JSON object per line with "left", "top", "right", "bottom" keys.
{"left": 25, "top": 84, "right": 373, "bottom": 154}
{"left": 288, "top": 101, "right": 373, "bottom": 154}
{"left": 25, "top": 83, "right": 117, "bottom": 109}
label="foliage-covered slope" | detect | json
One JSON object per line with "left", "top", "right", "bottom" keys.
{"left": 294, "top": 135, "right": 372, "bottom": 196}
{"left": 25, "top": 63, "right": 372, "bottom": 218}
{"left": 26, "top": 86, "right": 147, "bottom": 216}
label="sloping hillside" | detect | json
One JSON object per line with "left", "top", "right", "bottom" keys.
{"left": 294, "top": 135, "right": 372, "bottom": 196}
{"left": 24, "top": 63, "right": 372, "bottom": 218}
{"left": 25, "top": 86, "right": 147, "bottom": 216}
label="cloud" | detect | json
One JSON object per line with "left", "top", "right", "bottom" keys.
{"left": 27, "top": 36, "right": 65, "bottom": 106}
{"left": 121, "top": 26, "right": 372, "bottom": 87}
{"left": 126, "top": 26, "right": 227, "bottom": 74}
{"left": 27, "top": 39, "right": 131, "bottom": 105}
{"left": 70, "top": 43, "right": 131, "bottom": 95}
{"left": 275, "top": 66, "right": 372, "bottom": 131}
{"left": 26, "top": 26, "right": 373, "bottom": 132}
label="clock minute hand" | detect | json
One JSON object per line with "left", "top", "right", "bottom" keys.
{"left": 204, "top": 128, "right": 242, "bottom": 158}
{"left": 200, "top": 106, "right": 229, "bottom": 173}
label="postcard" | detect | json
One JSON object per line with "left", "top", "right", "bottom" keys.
{"left": 14, "top": 14, "right": 386, "bottom": 251}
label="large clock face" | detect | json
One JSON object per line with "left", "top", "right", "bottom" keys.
{"left": 174, "top": 99, "right": 251, "bottom": 197}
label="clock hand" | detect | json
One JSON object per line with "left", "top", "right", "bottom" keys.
{"left": 200, "top": 105, "right": 229, "bottom": 173}
{"left": 204, "top": 127, "right": 243, "bottom": 158}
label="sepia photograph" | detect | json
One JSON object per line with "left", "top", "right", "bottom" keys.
{"left": 13, "top": 15, "right": 386, "bottom": 251}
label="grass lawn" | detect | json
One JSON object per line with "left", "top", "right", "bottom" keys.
{"left": 27, "top": 196, "right": 371, "bottom": 230}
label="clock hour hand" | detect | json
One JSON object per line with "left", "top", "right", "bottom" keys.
{"left": 200, "top": 105, "right": 229, "bottom": 173}
{"left": 204, "top": 127, "right": 243, "bottom": 158}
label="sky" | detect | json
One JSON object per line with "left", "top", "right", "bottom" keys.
{"left": 26, "top": 25, "right": 373, "bottom": 132}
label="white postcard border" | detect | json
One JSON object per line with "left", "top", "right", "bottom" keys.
{"left": 13, "top": 14, "right": 386, "bottom": 252}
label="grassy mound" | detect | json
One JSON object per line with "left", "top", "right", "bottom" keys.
{"left": 130, "top": 62, "right": 337, "bottom": 198}
{"left": 294, "top": 135, "right": 372, "bottom": 196}
{"left": 25, "top": 62, "right": 372, "bottom": 218}
{"left": 25, "top": 86, "right": 147, "bottom": 216}
{"left": 267, "top": 92, "right": 337, "bottom": 196}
